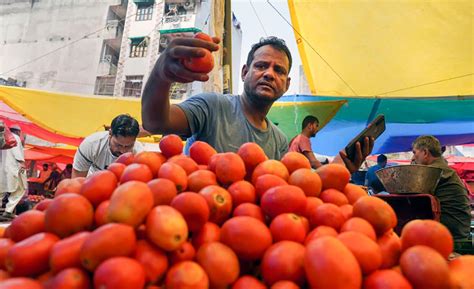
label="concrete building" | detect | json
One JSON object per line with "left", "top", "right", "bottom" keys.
{"left": 1, "top": 0, "right": 242, "bottom": 99}
{"left": 112, "top": 0, "right": 216, "bottom": 99}
{"left": 112, "top": 0, "right": 242, "bottom": 99}
{"left": 0, "top": 0, "right": 127, "bottom": 95}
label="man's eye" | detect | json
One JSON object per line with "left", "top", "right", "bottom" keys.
{"left": 275, "top": 68, "right": 286, "bottom": 75}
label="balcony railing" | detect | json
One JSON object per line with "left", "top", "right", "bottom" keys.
{"left": 161, "top": 13, "right": 196, "bottom": 31}
{"left": 97, "top": 55, "right": 118, "bottom": 75}
{"left": 104, "top": 20, "right": 124, "bottom": 40}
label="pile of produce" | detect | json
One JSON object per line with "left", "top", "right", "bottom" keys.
{"left": 25, "top": 195, "right": 46, "bottom": 204}
{"left": 0, "top": 135, "right": 472, "bottom": 289}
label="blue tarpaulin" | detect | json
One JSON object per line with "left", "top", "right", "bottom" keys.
{"left": 278, "top": 95, "right": 474, "bottom": 156}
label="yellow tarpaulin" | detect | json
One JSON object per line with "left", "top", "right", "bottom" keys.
{"left": 0, "top": 85, "right": 144, "bottom": 138}
{"left": 288, "top": 0, "right": 473, "bottom": 97}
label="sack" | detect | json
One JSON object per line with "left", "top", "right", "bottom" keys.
{"left": 1, "top": 126, "right": 18, "bottom": 149}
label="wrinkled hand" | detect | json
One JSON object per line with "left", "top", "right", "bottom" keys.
{"left": 153, "top": 36, "right": 220, "bottom": 84}
{"left": 339, "top": 136, "right": 374, "bottom": 174}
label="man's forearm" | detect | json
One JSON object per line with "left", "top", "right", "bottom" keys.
{"left": 141, "top": 69, "right": 173, "bottom": 134}
{"left": 304, "top": 151, "right": 322, "bottom": 169}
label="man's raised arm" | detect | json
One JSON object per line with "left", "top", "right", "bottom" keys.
{"left": 141, "top": 36, "right": 220, "bottom": 135}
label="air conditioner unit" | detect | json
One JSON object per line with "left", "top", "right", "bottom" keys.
{"left": 103, "top": 55, "right": 112, "bottom": 62}
{"left": 183, "top": 1, "right": 195, "bottom": 10}
{"left": 159, "top": 36, "right": 169, "bottom": 48}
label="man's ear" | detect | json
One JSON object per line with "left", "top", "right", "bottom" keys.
{"left": 241, "top": 65, "right": 248, "bottom": 81}
{"left": 285, "top": 76, "right": 291, "bottom": 91}
{"left": 422, "top": 148, "right": 430, "bottom": 158}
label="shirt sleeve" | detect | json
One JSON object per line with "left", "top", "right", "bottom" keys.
{"left": 298, "top": 136, "right": 312, "bottom": 152}
{"left": 176, "top": 93, "right": 217, "bottom": 136}
{"left": 73, "top": 138, "right": 93, "bottom": 172}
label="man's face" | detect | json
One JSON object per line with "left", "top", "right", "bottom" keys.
{"left": 411, "top": 147, "right": 429, "bottom": 165}
{"left": 310, "top": 122, "right": 319, "bottom": 137}
{"left": 109, "top": 135, "right": 136, "bottom": 157}
{"left": 242, "top": 45, "right": 291, "bottom": 105}
{"left": 43, "top": 165, "right": 48, "bottom": 171}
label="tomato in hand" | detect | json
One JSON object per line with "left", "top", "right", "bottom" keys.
{"left": 183, "top": 33, "right": 215, "bottom": 73}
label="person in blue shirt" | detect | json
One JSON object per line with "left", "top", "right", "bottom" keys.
{"left": 365, "top": 154, "right": 387, "bottom": 193}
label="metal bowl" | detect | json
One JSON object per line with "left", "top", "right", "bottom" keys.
{"left": 375, "top": 164, "right": 442, "bottom": 194}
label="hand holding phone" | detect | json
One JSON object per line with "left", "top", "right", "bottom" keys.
{"left": 338, "top": 137, "right": 374, "bottom": 173}
{"left": 344, "top": 115, "right": 386, "bottom": 163}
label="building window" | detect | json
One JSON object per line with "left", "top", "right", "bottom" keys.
{"left": 94, "top": 76, "right": 115, "bottom": 96}
{"left": 136, "top": 5, "right": 153, "bottom": 21}
{"left": 123, "top": 75, "right": 144, "bottom": 97}
{"left": 129, "top": 37, "right": 148, "bottom": 58}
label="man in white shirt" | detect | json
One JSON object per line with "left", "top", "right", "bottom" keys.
{"left": 72, "top": 114, "right": 144, "bottom": 177}
{"left": 0, "top": 125, "right": 26, "bottom": 221}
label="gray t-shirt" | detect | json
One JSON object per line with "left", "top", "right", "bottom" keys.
{"left": 73, "top": 131, "right": 144, "bottom": 176}
{"left": 177, "top": 93, "right": 288, "bottom": 160}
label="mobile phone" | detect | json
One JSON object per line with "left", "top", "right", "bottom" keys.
{"left": 344, "top": 115, "right": 386, "bottom": 162}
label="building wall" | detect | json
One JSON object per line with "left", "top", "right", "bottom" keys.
{"left": 1, "top": 0, "right": 242, "bottom": 98}
{"left": 114, "top": 0, "right": 162, "bottom": 97}
{"left": 0, "top": 0, "right": 123, "bottom": 94}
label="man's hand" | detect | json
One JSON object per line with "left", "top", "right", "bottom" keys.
{"left": 142, "top": 35, "right": 220, "bottom": 136}
{"left": 152, "top": 36, "right": 220, "bottom": 85}
{"left": 339, "top": 137, "right": 374, "bottom": 173}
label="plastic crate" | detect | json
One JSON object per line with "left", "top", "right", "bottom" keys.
{"left": 375, "top": 194, "right": 441, "bottom": 235}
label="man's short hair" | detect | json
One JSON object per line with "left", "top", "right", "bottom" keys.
{"left": 110, "top": 114, "right": 140, "bottom": 138}
{"left": 412, "top": 135, "right": 442, "bottom": 157}
{"left": 246, "top": 36, "right": 292, "bottom": 73}
{"left": 377, "top": 154, "right": 387, "bottom": 164}
{"left": 302, "top": 115, "right": 319, "bottom": 130}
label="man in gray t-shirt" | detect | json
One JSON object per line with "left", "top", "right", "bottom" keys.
{"left": 142, "top": 35, "right": 371, "bottom": 167}
{"left": 142, "top": 36, "right": 293, "bottom": 160}
{"left": 178, "top": 93, "right": 288, "bottom": 159}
